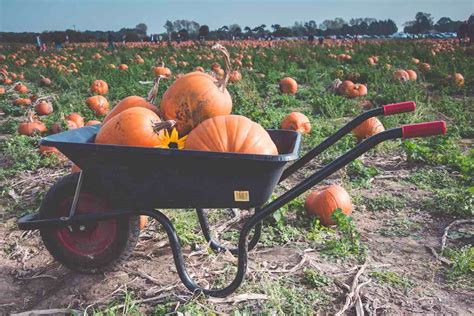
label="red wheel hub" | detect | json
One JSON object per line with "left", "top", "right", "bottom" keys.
{"left": 55, "top": 193, "right": 117, "bottom": 257}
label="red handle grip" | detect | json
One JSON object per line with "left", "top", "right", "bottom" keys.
{"left": 402, "top": 121, "right": 446, "bottom": 139}
{"left": 383, "top": 101, "right": 416, "bottom": 115}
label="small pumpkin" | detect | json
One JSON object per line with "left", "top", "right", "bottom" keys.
{"left": 279, "top": 77, "right": 298, "bottom": 94}
{"left": 229, "top": 70, "right": 242, "bottom": 83}
{"left": 406, "top": 69, "right": 417, "bottom": 81}
{"left": 14, "top": 83, "right": 29, "bottom": 94}
{"left": 453, "top": 73, "right": 464, "bottom": 87}
{"left": 185, "top": 115, "right": 278, "bottom": 155}
{"left": 66, "top": 113, "right": 85, "bottom": 128}
{"left": 35, "top": 100, "right": 54, "bottom": 116}
{"left": 153, "top": 63, "right": 171, "bottom": 77}
{"left": 86, "top": 95, "right": 109, "bottom": 116}
{"left": 352, "top": 117, "right": 384, "bottom": 141}
{"left": 393, "top": 69, "right": 409, "bottom": 82}
{"left": 281, "top": 112, "right": 311, "bottom": 134}
{"left": 161, "top": 44, "right": 232, "bottom": 135}
{"left": 18, "top": 113, "right": 47, "bottom": 136}
{"left": 346, "top": 83, "right": 367, "bottom": 98}
{"left": 90, "top": 80, "right": 108, "bottom": 95}
{"left": 85, "top": 120, "right": 101, "bottom": 126}
{"left": 40, "top": 76, "right": 52, "bottom": 86}
{"left": 118, "top": 64, "right": 128, "bottom": 71}
{"left": 305, "top": 185, "right": 352, "bottom": 226}
{"left": 96, "top": 107, "right": 173, "bottom": 147}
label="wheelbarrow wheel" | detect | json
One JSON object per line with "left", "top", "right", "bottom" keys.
{"left": 39, "top": 173, "right": 140, "bottom": 274}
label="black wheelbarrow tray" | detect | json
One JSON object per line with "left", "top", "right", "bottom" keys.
{"left": 18, "top": 101, "right": 446, "bottom": 297}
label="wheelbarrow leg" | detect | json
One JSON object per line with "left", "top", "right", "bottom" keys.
{"left": 142, "top": 208, "right": 262, "bottom": 297}
{"left": 195, "top": 208, "right": 262, "bottom": 255}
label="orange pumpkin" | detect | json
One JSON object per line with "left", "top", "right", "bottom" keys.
{"left": 406, "top": 69, "right": 417, "bottom": 81}
{"left": 86, "top": 95, "right": 109, "bottom": 116}
{"left": 281, "top": 112, "right": 311, "bottom": 134}
{"left": 279, "top": 77, "right": 298, "bottom": 94}
{"left": 453, "top": 73, "right": 464, "bottom": 87}
{"left": 102, "top": 96, "right": 160, "bottom": 125}
{"left": 118, "top": 64, "right": 128, "bottom": 71}
{"left": 352, "top": 117, "right": 384, "bottom": 141}
{"left": 35, "top": 100, "right": 53, "bottom": 116}
{"left": 346, "top": 83, "right": 367, "bottom": 98}
{"left": 161, "top": 45, "right": 232, "bottom": 135}
{"left": 0, "top": 87, "right": 5, "bottom": 94}
{"left": 153, "top": 63, "right": 171, "bottom": 77}
{"left": 305, "top": 185, "right": 352, "bottom": 226}
{"left": 185, "top": 115, "right": 278, "bottom": 155}
{"left": 66, "top": 113, "right": 84, "bottom": 128}
{"left": 337, "top": 80, "right": 354, "bottom": 96}
{"left": 14, "top": 98, "right": 32, "bottom": 106}
{"left": 96, "top": 107, "right": 170, "bottom": 147}
{"left": 229, "top": 70, "right": 242, "bottom": 83}
{"left": 18, "top": 113, "right": 47, "bottom": 136}
{"left": 14, "top": 83, "right": 28, "bottom": 94}
{"left": 90, "top": 80, "right": 108, "bottom": 95}
{"left": 393, "top": 69, "right": 409, "bottom": 82}
{"left": 39, "top": 145, "right": 60, "bottom": 155}
{"left": 85, "top": 120, "right": 101, "bottom": 126}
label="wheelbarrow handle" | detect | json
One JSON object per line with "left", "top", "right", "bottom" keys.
{"left": 383, "top": 101, "right": 416, "bottom": 115}
{"left": 402, "top": 121, "right": 446, "bottom": 139}
{"left": 279, "top": 101, "right": 416, "bottom": 182}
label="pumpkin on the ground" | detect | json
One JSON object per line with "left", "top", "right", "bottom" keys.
{"left": 305, "top": 185, "right": 352, "bottom": 226}
{"left": 279, "top": 77, "right": 298, "bottom": 94}
{"left": 352, "top": 117, "right": 384, "bottom": 141}
{"left": 87, "top": 95, "right": 109, "bottom": 116}
{"left": 281, "top": 112, "right": 311, "bottom": 134}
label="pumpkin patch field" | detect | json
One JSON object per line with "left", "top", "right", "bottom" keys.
{"left": 0, "top": 39, "right": 473, "bottom": 314}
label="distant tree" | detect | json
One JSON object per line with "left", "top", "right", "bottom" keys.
{"left": 164, "top": 20, "right": 174, "bottom": 33}
{"left": 198, "top": 25, "right": 209, "bottom": 39}
{"left": 320, "top": 18, "right": 346, "bottom": 31}
{"left": 434, "top": 17, "right": 462, "bottom": 32}
{"left": 304, "top": 20, "right": 318, "bottom": 35}
{"left": 135, "top": 23, "right": 147, "bottom": 35}
{"left": 229, "top": 24, "right": 242, "bottom": 37}
{"left": 291, "top": 22, "right": 306, "bottom": 36}
{"left": 274, "top": 27, "right": 293, "bottom": 37}
{"left": 404, "top": 12, "right": 434, "bottom": 33}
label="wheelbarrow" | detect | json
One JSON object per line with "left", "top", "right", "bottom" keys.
{"left": 18, "top": 101, "right": 446, "bottom": 297}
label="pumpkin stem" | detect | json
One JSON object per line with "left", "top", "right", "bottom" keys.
{"left": 211, "top": 43, "right": 232, "bottom": 92}
{"left": 146, "top": 75, "right": 165, "bottom": 105}
{"left": 153, "top": 120, "right": 176, "bottom": 134}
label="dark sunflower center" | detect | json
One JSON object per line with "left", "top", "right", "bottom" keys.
{"left": 169, "top": 142, "right": 178, "bottom": 149}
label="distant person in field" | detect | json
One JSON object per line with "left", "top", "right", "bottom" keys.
{"left": 55, "top": 38, "right": 62, "bottom": 50}
{"left": 308, "top": 34, "right": 314, "bottom": 44}
{"left": 318, "top": 36, "right": 324, "bottom": 45}
{"left": 35, "top": 35, "right": 42, "bottom": 52}
{"left": 41, "top": 42, "right": 47, "bottom": 52}
{"left": 122, "top": 34, "right": 126, "bottom": 45}
{"left": 107, "top": 32, "right": 115, "bottom": 50}
{"left": 65, "top": 35, "right": 69, "bottom": 45}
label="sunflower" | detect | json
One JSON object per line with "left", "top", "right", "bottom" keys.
{"left": 156, "top": 128, "right": 187, "bottom": 149}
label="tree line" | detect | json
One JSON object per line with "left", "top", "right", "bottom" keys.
{"left": 0, "top": 13, "right": 468, "bottom": 43}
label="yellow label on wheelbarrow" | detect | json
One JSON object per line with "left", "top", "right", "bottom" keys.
{"left": 234, "top": 191, "right": 250, "bottom": 202}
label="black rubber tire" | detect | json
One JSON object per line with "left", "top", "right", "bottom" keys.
{"left": 39, "top": 173, "right": 140, "bottom": 274}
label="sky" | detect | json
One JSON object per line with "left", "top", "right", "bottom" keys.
{"left": 1, "top": 0, "right": 472, "bottom": 33}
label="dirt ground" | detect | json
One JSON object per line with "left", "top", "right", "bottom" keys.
{"left": 1, "top": 152, "right": 473, "bottom": 315}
